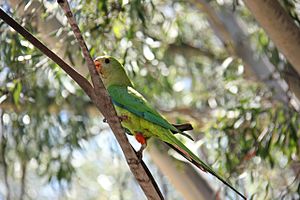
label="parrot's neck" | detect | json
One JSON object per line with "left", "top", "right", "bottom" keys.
{"left": 103, "top": 68, "right": 133, "bottom": 88}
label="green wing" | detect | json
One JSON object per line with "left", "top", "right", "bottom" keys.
{"left": 108, "top": 85, "right": 180, "bottom": 133}
{"left": 108, "top": 86, "right": 245, "bottom": 199}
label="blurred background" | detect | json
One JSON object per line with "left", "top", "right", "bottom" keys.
{"left": 0, "top": 0, "right": 299, "bottom": 199}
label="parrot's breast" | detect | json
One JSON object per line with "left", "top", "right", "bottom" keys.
{"left": 114, "top": 105, "right": 173, "bottom": 143}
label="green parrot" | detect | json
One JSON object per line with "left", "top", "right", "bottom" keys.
{"left": 94, "top": 56, "right": 246, "bottom": 199}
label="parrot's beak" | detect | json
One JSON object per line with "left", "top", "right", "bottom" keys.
{"left": 94, "top": 60, "right": 102, "bottom": 75}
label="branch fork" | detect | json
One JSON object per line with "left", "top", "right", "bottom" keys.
{"left": 0, "top": 3, "right": 163, "bottom": 199}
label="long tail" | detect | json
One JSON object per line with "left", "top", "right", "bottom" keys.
{"left": 165, "top": 142, "right": 246, "bottom": 200}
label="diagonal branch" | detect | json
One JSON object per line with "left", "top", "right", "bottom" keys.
{"left": 57, "top": 0, "right": 162, "bottom": 199}
{"left": 0, "top": 7, "right": 163, "bottom": 200}
{"left": 56, "top": 1, "right": 163, "bottom": 199}
{"left": 243, "top": 0, "right": 300, "bottom": 75}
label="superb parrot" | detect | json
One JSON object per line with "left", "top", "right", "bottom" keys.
{"left": 94, "top": 56, "right": 246, "bottom": 199}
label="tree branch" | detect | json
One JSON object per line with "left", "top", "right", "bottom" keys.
{"left": 189, "top": 0, "right": 300, "bottom": 111}
{"left": 0, "top": 7, "right": 163, "bottom": 200}
{"left": 243, "top": 0, "right": 300, "bottom": 75}
{"left": 56, "top": 1, "right": 163, "bottom": 199}
{"left": 167, "top": 43, "right": 221, "bottom": 61}
{"left": 0, "top": 8, "right": 94, "bottom": 98}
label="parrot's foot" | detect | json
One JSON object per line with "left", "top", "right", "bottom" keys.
{"left": 137, "top": 143, "right": 147, "bottom": 160}
{"left": 103, "top": 115, "right": 128, "bottom": 123}
{"left": 118, "top": 115, "right": 129, "bottom": 122}
{"left": 135, "top": 132, "right": 147, "bottom": 160}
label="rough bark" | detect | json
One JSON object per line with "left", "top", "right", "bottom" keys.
{"left": 4, "top": 1, "right": 217, "bottom": 199}
{"left": 57, "top": 1, "right": 163, "bottom": 198}
{"left": 8, "top": 0, "right": 300, "bottom": 107}
{"left": 243, "top": 0, "right": 300, "bottom": 75}
{"left": 0, "top": 7, "right": 163, "bottom": 199}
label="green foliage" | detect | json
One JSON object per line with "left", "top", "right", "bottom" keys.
{"left": 281, "top": 0, "right": 300, "bottom": 26}
{"left": 0, "top": 16, "right": 92, "bottom": 186}
{"left": 0, "top": 0, "right": 300, "bottom": 199}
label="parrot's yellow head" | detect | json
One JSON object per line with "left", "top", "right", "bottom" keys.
{"left": 94, "top": 56, "right": 132, "bottom": 87}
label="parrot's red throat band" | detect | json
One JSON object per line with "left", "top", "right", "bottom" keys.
{"left": 94, "top": 60, "right": 102, "bottom": 74}
{"left": 135, "top": 132, "right": 147, "bottom": 145}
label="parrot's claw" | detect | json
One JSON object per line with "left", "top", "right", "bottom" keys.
{"left": 118, "top": 115, "right": 129, "bottom": 122}
{"left": 137, "top": 143, "right": 147, "bottom": 161}
{"left": 137, "top": 150, "right": 143, "bottom": 161}
{"left": 103, "top": 115, "right": 128, "bottom": 123}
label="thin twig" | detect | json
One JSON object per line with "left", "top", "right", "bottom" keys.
{"left": 56, "top": 1, "right": 163, "bottom": 199}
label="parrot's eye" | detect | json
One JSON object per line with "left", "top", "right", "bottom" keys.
{"left": 104, "top": 58, "right": 110, "bottom": 64}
